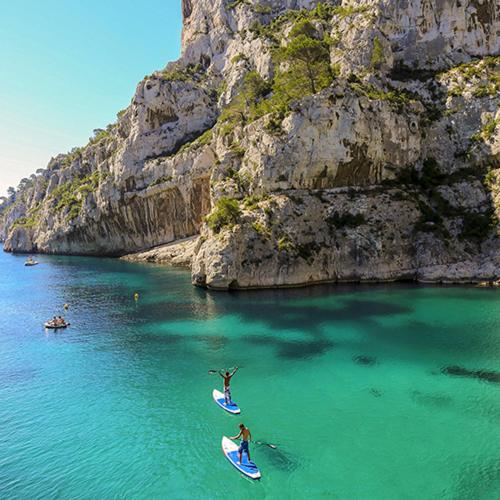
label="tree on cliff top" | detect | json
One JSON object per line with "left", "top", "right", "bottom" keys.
{"left": 276, "top": 33, "right": 332, "bottom": 96}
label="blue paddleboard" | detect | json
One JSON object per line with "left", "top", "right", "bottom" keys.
{"left": 221, "top": 436, "right": 261, "bottom": 480}
{"left": 213, "top": 389, "right": 241, "bottom": 414}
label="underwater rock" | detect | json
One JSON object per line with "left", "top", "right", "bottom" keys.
{"left": 353, "top": 355, "right": 378, "bottom": 366}
{"left": 441, "top": 366, "right": 500, "bottom": 384}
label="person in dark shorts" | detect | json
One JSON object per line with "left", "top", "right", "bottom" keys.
{"left": 230, "top": 423, "right": 252, "bottom": 464}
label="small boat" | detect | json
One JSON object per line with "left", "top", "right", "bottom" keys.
{"left": 25, "top": 260, "right": 38, "bottom": 266}
{"left": 44, "top": 321, "right": 70, "bottom": 329}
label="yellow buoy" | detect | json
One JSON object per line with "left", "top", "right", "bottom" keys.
{"left": 134, "top": 293, "right": 139, "bottom": 301}
{"left": 63, "top": 303, "right": 69, "bottom": 310}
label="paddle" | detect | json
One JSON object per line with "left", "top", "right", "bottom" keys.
{"left": 208, "top": 366, "right": 238, "bottom": 375}
{"left": 252, "top": 440, "right": 277, "bottom": 450}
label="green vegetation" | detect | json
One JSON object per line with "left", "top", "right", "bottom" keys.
{"left": 50, "top": 171, "right": 101, "bottom": 221}
{"left": 243, "top": 194, "right": 269, "bottom": 210}
{"left": 196, "top": 127, "right": 214, "bottom": 147}
{"left": 161, "top": 69, "right": 190, "bottom": 82}
{"left": 484, "top": 169, "right": 498, "bottom": 190}
{"left": 348, "top": 76, "right": 416, "bottom": 109}
{"left": 61, "top": 124, "right": 115, "bottom": 169}
{"left": 150, "top": 176, "right": 172, "bottom": 187}
{"left": 231, "top": 53, "right": 249, "bottom": 64}
{"left": 275, "top": 32, "right": 332, "bottom": 95}
{"left": 160, "top": 63, "right": 204, "bottom": 82}
{"left": 442, "top": 55, "right": 500, "bottom": 98}
{"left": 247, "top": 2, "right": 370, "bottom": 44}
{"left": 176, "top": 127, "right": 214, "bottom": 155}
{"left": 224, "top": 167, "right": 252, "bottom": 191}
{"left": 228, "top": 0, "right": 248, "bottom": 9}
{"left": 333, "top": 5, "right": 370, "bottom": 17}
{"left": 253, "top": 4, "right": 272, "bottom": 15}
{"left": 277, "top": 234, "right": 295, "bottom": 252}
{"left": 264, "top": 114, "right": 285, "bottom": 135}
{"left": 230, "top": 144, "right": 246, "bottom": 157}
{"left": 251, "top": 220, "right": 271, "bottom": 237}
{"left": 11, "top": 204, "right": 42, "bottom": 230}
{"left": 89, "top": 128, "right": 112, "bottom": 146}
{"left": 205, "top": 198, "right": 241, "bottom": 233}
{"left": 370, "top": 37, "right": 384, "bottom": 69}
{"left": 218, "top": 71, "right": 272, "bottom": 135}
{"left": 471, "top": 117, "right": 498, "bottom": 143}
{"left": 12, "top": 217, "right": 37, "bottom": 229}
{"left": 217, "top": 3, "right": 379, "bottom": 137}
{"left": 219, "top": 12, "right": 336, "bottom": 137}
{"left": 392, "top": 159, "right": 497, "bottom": 242}
{"left": 62, "top": 147, "right": 84, "bottom": 168}
{"left": 448, "top": 56, "right": 499, "bottom": 80}
{"left": 217, "top": 81, "right": 228, "bottom": 100}
{"left": 276, "top": 233, "right": 320, "bottom": 261}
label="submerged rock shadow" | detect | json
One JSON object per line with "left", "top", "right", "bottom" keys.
{"left": 411, "top": 390, "right": 453, "bottom": 408}
{"left": 353, "top": 355, "right": 377, "bottom": 366}
{"left": 441, "top": 366, "right": 500, "bottom": 384}
{"left": 226, "top": 299, "right": 412, "bottom": 336}
{"left": 369, "top": 388, "right": 383, "bottom": 398}
{"left": 242, "top": 334, "right": 336, "bottom": 360}
{"left": 222, "top": 298, "right": 411, "bottom": 361}
{"left": 453, "top": 459, "right": 500, "bottom": 500}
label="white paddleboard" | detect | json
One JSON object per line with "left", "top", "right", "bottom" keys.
{"left": 221, "top": 436, "right": 261, "bottom": 480}
{"left": 213, "top": 389, "right": 241, "bottom": 414}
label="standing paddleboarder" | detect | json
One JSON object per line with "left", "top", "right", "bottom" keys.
{"left": 219, "top": 367, "right": 238, "bottom": 405}
{"left": 230, "top": 423, "right": 252, "bottom": 465}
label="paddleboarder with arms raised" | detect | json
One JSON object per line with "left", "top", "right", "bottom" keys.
{"left": 219, "top": 367, "right": 238, "bottom": 405}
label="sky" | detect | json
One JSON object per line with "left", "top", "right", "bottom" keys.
{"left": 0, "top": 0, "right": 182, "bottom": 197}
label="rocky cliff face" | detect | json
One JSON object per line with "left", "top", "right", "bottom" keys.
{"left": 1, "top": 0, "right": 499, "bottom": 287}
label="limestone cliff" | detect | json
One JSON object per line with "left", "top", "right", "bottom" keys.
{"left": 1, "top": 0, "right": 498, "bottom": 288}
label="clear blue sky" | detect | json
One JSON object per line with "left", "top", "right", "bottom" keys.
{"left": 0, "top": 0, "right": 182, "bottom": 197}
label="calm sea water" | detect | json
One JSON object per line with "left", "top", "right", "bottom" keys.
{"left": 0, "top": 247, "right": 499, "bottom": 499}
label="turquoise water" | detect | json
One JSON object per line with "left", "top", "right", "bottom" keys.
{"left": 0, "top": 248, "right": 499, "bottom": 499}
